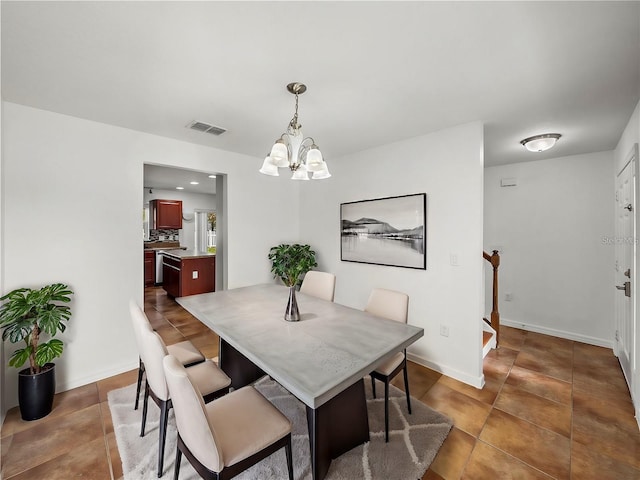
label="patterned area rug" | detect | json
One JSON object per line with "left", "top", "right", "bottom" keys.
{"left": 108, "top": 376, "right": 453, "bottom": 480}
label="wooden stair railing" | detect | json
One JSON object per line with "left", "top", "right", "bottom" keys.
{"left": 483, "top": 250, "right": 500, "bottom": 347}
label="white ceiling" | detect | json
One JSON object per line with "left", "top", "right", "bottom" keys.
{"left": 144, "top": 164, "right": 217, "bottom": 195}
{"left": 2, "top": 1, "right": 639, "bottom": 178}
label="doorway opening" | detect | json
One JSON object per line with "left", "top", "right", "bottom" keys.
{"left": 143, "top": 164, "right": 227, "bottom": 291}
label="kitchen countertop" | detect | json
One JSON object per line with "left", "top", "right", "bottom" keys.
{"left": 162, "top": 248, "right": 216, "bottom": 260}
{"left": 144, "top": 241, "right": 184, "bottom": 251}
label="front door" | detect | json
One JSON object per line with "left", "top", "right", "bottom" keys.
{"left": 615, "top": 155, "right": 634, "bottom": 388}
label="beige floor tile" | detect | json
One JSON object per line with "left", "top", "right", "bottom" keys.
{"left": 572, "top": 390, "right": 640, "bottom": 469}
{"left": 429, "top": 427, "right": 475, "bottom": 479}
{"left": 479, "top": 409, "right": 570, "bottom": 479}
{"left": 6, "top": 436, "right": 111, "bottom": 480}
{"left": 522, "top": 331, "right": 574, "bottom": 354}
{"left": 422, "top": 468, "right": 445, "bottom": 480}
{"left": 154, "top": 323, "right": 188, "bottom": 345}
{"left": 420, "top": 382, "right": 492, "bottom": 437}
{"left": 461, "top": 440, "right": 553, "bottom": 479}
{"left": 505, "top": 365, "right": 572, "bottom": 405}
{"left": 571, "top": 440, "right": 640, "bottom": 480}
{"left": 2, "top": 404, "right": 105, "bottom": 478}
{"left": 106, "top": 431, "right": 124, "bottom": 479}
{"left": 436, "top": 372, "right": 502, "bottom": 406}
{"left": 513, "top": 348, "right": 573, "bottom": 382}
{"left": 482, "top": 346, "right": 518, "bottom": 378}
{"left": 494, "top": 383, "right": 572, "bottom": 437}
{"left": 498, "top": 326, "right": 528, "bottom": 351}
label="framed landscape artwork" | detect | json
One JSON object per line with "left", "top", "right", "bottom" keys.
{"left": 340, "top": 193, "right": 426, "bottom": 269}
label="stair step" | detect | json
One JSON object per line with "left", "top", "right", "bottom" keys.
{"left": 483, "top": 331, "right": 492, "bottom": 348}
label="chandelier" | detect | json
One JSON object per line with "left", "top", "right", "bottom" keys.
{"left": 259, "top": 82, "right": 331, "bottom": 180}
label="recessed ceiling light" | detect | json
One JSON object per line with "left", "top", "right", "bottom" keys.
{"left": 190, "top": 181, "right": 199, "bottom": 185}
{"left": 208, "top": 175, "right": 216, "bottom": 178}
{"left": 176, "top": 186, "right": 184, "bottom": 190}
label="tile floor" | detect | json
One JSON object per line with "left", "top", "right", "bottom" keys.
{"left": 2, "top": 286, "right": 639, "bottom": 479}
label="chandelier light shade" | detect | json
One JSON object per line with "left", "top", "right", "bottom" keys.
{"left": 259, "top": 82, "right": 330, "bottom": 180}
{"left": 520, "top": 133, "right": 562, "bottom": 152}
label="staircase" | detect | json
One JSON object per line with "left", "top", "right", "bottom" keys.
{"left": 482, "top": 250, "right": 500, "bottom": 356}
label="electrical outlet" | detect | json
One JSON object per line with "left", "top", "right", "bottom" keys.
{"left": 450, "top": 253, "right": 459, "bottom": 266}
{"left": 440, "top": 325, "right": 450, "bottom": 337}
{"left": 192, "top": 271, "right": 198, "bottom": 279}
{"left": 505, "top": 292, "right": 513, "bottom": 301}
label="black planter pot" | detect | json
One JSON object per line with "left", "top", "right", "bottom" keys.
{"left": 18, "top": 363, "right": 55, "bottom": 421}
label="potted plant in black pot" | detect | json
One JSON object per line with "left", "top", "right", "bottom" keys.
{"left": 0, "top": 283, "right": 73, "bottom": 420}
{"left": 268, "top": 243, "right": 317, "bottom": 321}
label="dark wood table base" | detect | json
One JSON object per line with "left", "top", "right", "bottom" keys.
{"left": 219, "top": 338, "right": 370, "bottom": 480}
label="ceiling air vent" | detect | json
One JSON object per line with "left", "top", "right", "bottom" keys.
{"left": 187, "top": 121, "right": 227, "bottom": 136}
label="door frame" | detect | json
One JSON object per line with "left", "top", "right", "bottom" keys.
{"left": 616, "top": 143, "right": 640, "bottom": 428}
{"left": 614, "top": 151, "right": 635, "bottom": 388}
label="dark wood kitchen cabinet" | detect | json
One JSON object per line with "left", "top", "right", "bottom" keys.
{"left": 144, "top": 250, "right": 155, "bottom": 287}
{"left": 150, "top": 199, "right": 183, "bottom": 229}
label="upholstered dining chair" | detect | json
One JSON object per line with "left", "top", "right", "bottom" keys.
{"left": 299, "top": 271, "right": 336, "bottom": 302}
{"left": 129, "top": 300, "right": 206, "bottom": 410}
{"left": 365, "top": 288, "right": 411, "bottom": 443}
{"left": 163, "top": 354, "right": 294, "bottom": 480}
{"left": 132, "top": 304, "right": 232, "bottom": 477}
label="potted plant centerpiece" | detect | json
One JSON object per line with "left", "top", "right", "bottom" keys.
{"left": 268, "top": 243, "right": 317, "bottom": 321}
{"left": 0, "top": 283, "right": 73, "bottom": 420}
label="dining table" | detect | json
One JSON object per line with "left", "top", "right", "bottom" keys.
{"left": 177, "top": 283, "right": 424, "bottom": 480}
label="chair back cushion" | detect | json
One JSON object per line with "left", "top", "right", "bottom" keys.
{"left": 364, "top": 288, "right": 409, "bottom": 324}
{"left": 129, "top": 300, "right": 153, "bottom": 358}
{"left": 163, "top": 355, "right": 224, "bottom": 472}
{"left": 139, "top": 329, "right": 171, "bottom": 400}
{"left": 300, "top": 271, "right": 336, "bottom": 302}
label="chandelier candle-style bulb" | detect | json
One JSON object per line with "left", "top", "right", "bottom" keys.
{"left": 259, "top": 83, "right": 331, "bottom": 180}
{"left": 259, "top": 156, "right": 279, "bottom": 176}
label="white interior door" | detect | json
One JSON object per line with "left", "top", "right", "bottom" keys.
{"left": 615, "top": 158, "right": 634, "bottom": 388}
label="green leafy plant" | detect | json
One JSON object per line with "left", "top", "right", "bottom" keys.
{"left": 268, "top": 244, "right": 318, "bottom": 287}
{"left": 0, "top": 283, "right": 73, "bottom": 374}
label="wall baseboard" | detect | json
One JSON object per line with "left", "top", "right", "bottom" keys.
{"left": 500, "top": 318, "right": 614, "bottom": 349}
{"left": 56, "top": 360, "right": 138, "bottom": 395}
{"left": 407, "top": 352, "right": 485, "bottom": 389}
{"left": 4, "top": 360, "right": 138, "bottom": 411}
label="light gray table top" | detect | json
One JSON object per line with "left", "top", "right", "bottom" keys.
{"left": 177, "top": 283, "right": 424, "bottom": 408}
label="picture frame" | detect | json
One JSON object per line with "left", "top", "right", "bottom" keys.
{"left": 340, "top": 193, "right": 427, "bottom": 269}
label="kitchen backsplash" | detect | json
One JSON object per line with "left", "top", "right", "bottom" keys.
{"left": 149, "top": 229, "right": 180, "bottom": 241}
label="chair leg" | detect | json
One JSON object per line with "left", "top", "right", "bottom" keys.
{"left": 158, "top": 399, "right": 170, "bottom": 477}
{"left": 135, "top": 357, "right": 144, "bottom": 410}
{"left": 403, "top": 364, "right": 412, "bottom": 415}
{"left": 384, "top": 380, "right": 390, "bottom": 443}
{"left": 141, "top": 381, "right": 150, "bottom": 437}
{"left": 173, "top": 441, "right": 182, "bottom": 480}
{"left": 285, "top": 437, "right": 294, "bottom": 480}
{"left": 371, "top": 375, "right": 377, "bottom": 398}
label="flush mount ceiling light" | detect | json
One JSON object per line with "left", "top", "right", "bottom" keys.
{"left": 520, "top": 133, "right": 562, "bottom": 152}
{"left": 259, "top": 82, "right": 330, "bottom": 180}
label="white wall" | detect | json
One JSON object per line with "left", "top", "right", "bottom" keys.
{"left": 1, "top": 101, "right": 297, "bottom": 409}
{"left": 299, "top": 122, "right": 485, "bottom": 387}
{"left": 484, "top": 151, "right": 615, "bottom": 346}
{"left": 614, "top": 99, "right": 640, "bottom": 426}
{"left": 144, "top": 188, "right": 216, "bottom": 251}
{"left": 0, "top": 8, "right": 5, "bottom": 422}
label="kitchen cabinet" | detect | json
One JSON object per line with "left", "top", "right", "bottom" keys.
{"left": 162, "top": 252, "right": 215, "bottom": 297}
{"left": 144, "top": 250, "right": 155, "bottom": 287}
{"left": 150, "top": 199, "right": 183, "bottom": 229}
